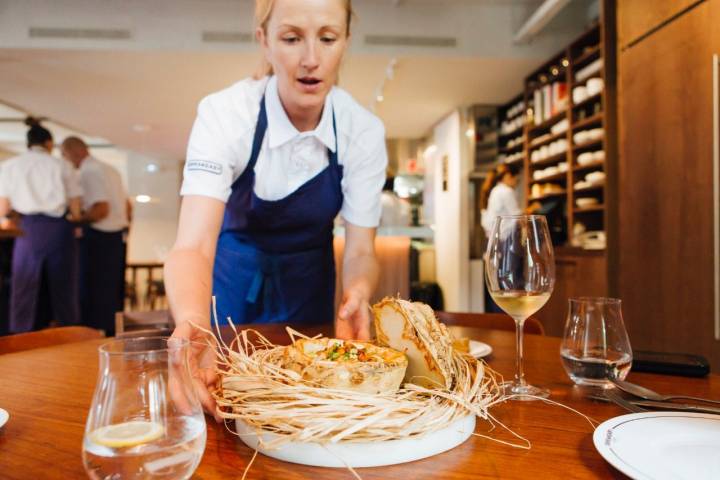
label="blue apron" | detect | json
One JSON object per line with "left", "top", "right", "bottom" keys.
{"left": 212, "top": 95, "right": 343, "bottom": 325}
{"left": 10, "top": 214, "right": 79, "bottom": 333}
{"left": 79, "top": 226, "right": 125, "bottom": 336}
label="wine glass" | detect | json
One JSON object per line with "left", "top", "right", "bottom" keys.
{"left": 82, "top": 337, "right": 206, "bottom": 479}
{"left": 485, "top": 215, "right": 555, "bottom": 399}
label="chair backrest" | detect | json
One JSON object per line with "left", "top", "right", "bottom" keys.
{"left": 115, "top": 310, "right": 174, "bottom": 337}
{"left": 435, "top": 311, "right": 545, "bottom": 335}
{"left": 0, "top": 326, "right": 105, "bottom": 355}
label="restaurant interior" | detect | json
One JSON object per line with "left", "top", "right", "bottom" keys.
{"left": 1, "top": 1, "right": 719, "bottom": 479}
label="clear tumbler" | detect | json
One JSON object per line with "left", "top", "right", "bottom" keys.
{"left": 560, "top": 297, "right": 633, "bottom": 388}
{"left": 82, "top": 337, "right": 206, "bottom": 479}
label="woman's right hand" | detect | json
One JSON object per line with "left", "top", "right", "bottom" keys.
{"left": 171, "top": 322, "right": 222, "bottom": 422}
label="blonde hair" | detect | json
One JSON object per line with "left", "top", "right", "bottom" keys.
{"left": 254, "top": 0, "right": 353, "bottom": 79}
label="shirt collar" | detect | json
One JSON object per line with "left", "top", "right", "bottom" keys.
{"left": 264, "top": 75, "right": 336, "bottom": 152}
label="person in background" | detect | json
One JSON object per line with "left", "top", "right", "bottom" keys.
{"left": 481, "top": 163, "right": 522, "bottom": 238}
{"left": 165, "top": 0, "right": 387, "bottom": 418}
{"left": 61, "top": 136, "right": 130, "bottom": 336}
{"left": 0, "top": 120, "right": 83, "bottom": 333}
{"left": 480, "top": 163, "right": 522, "bottom": 313}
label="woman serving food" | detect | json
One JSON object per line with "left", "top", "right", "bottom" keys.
{"left": 165, "top": 0, "right": 387, "bottom": 417}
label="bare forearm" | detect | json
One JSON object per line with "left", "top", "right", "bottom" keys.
{"left": 342, "top": 252, "right": 379, "bottom": 301}
{"left": 165, "top": 247, "right": 214, "bottom": 330}
{"left": 82, "top": 202, "right": 109, "bottom": 223}
{"left": 68, "top": 197, "right": 82, "bottom": 221}
{"left": 0, "top": 198, "right": 10, "bottom": 218}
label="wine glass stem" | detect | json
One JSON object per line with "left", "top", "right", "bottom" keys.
{"left": 514, "top": 316, "right": 527, "bottom": 386}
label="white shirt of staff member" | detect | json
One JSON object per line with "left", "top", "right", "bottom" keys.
{"left": 181, "top": 74, "right": 386, "bottom": 227}
{"left": 78, "top": 156, "right": 129, "bottom": 232}
{"left": 0, "top": 146, "right": 82, "bottom": 217}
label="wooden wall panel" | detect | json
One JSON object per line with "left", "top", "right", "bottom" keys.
{"left": 617, "top": 1, "right": 719, "bottom": 369}
{"left": 536, "top": 251, "right": 607, "bottom": 337}
{"left": 617, "top": 0, "right": 702, "bottom": 48}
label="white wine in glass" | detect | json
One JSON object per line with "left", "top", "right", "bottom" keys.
{"left": 486, "top": 215, "right": 555, "bottom": 400}
{"left": 490, "top": 291, "right": 551, "bottom": 319}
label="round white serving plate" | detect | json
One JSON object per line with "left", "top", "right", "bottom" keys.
{"left": 593, "top": 412, "right": 720, "bottom": 480}
{"left": 236, "top": 413, "right": 476, "bottom": 468}
{"left": 469, "top": 340, "right": 493, "bottom": 358}
{"left": 0, "top": 408, "right": 8, "bottom": 429}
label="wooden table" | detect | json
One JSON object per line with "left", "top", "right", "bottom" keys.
{"left": 1, "top": 324, "right": 718, "bottom": 479}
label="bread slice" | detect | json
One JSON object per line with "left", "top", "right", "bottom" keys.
{"left": 372, "top": 298, "right": 455, "bottom": 390}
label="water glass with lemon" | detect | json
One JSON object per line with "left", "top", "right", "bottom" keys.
{"left": 82, "top": 337, "right": 206, "bottom": 479}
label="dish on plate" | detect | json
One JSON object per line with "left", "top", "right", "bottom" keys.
{"left": 282, "top": 338, "right": 408, "bottom": 395}
{"left": 593, "top": 412, "right": 720, "bottom": 480}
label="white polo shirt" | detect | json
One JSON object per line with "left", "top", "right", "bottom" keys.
{"left": 0, "top": 146, "right": 82, "bottom": 217}
{"left": 481, "top": 183, "right": 522, "bottom": 237}
{"left": 78, "top": 155, "right": 129, "bottom": 232}
{"left": 181, "top": 75, "right": 388, "bottom": 228}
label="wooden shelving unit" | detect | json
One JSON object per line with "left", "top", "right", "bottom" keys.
{"left": 514, "top": 21, "right": 612, "bottom": 249}
{"left": 475, "top": 4, "right": 616, "bottom": 334}
{"left": 496, "top": 93, "right": 528, "bottom": 167}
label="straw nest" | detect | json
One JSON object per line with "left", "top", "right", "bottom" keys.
{"left": 210, "top": 298, "right": 505, "bottom": 449}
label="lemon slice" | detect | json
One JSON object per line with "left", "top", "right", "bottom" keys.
{"left": 90, "top": 420, "right": 164, "bottom": 448}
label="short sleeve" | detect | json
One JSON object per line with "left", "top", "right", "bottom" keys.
{"left": 340, "top": 122, "right": 388, "bottom": 227}
{"left": 62, "top": 160, "right": 83, "bottom": 199}
{"left": 180, "top": 97, "right": 236, "bottom": 203}
{"left": 81, "top": 166, "right": 109, "bottom": 207}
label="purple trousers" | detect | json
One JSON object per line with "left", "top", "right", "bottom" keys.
{"left": 10, "top": 214, "right": 79, "bottom": 333}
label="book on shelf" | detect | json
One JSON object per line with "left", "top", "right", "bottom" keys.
{"left": 533, "top": 81, "right": 568, "bottom": 125}
{"left": 533, "top": 89, "right": 542, "bottom": 125}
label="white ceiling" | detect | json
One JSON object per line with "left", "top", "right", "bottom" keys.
{"left": 0, "top": 0, "right": 597, "bottom": 160}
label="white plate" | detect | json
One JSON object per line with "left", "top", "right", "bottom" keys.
{"left": 469, "top": 340, "right": 493, "bottom": 358}
{"left": 593, "top": 412, "right": 720, "bottom": 480}
{"left": 0, "top": 408, "right": 8, "bottom": 428}
{"left": 236, "top": 413, "right": 475, "bottom": 468}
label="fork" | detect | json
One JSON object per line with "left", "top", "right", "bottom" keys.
{"left": 602, "top": 389, "right": 647, "bottom": 413}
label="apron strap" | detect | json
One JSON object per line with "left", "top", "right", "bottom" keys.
{"left": 245, "top": 252, "right": 286, "bottom": 319}
{"left": 328, "top": 109, "right": 339, "bottom": 169}
{"left": 246, "top": 95, "right": 269, "bottom": 172}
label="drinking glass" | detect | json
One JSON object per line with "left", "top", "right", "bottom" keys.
{"left": 560, "top": 297, "right": 633, "bottom": 388}
{"left": 82, "top": 337, "right": 206, "bottom": 480}
{"left": 485, "top": 215, "right": 555, "bottom": 399}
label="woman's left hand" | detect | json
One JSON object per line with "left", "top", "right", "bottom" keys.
{"left": 336, "top": 289, "right": 371, "bottom": 340}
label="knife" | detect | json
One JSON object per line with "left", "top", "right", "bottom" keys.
{"left": 590, "top": 393, "right": 720, "bottom": 415}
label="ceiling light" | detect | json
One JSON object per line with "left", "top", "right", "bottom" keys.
{"left": 132, "top": 124, "right": 151, "bottom": 133}
{"left": 376, "top": 94, "right": 384, "bottom": 102}
{"left": 135, "top": 194, "right": 152, "bottom": 203}
{"left": 145, "top": 163, "right": 159, "bottom": 173}
{"left": 561, "top": 58, "right": 569, "bottom": 67}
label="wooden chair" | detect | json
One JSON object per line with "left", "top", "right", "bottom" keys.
{"left": 0, "top": 326, "right": 105, "bottom": 355}
{"left": 435, "top": 311, "right": 545, "bottom": 335}
{"left": 115, "top": 309, "right": 174, "bottom": 338}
